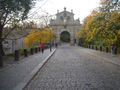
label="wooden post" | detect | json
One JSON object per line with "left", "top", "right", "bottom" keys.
{"left": 14, "top": 50, "right": 19, "bottom": 61}
{"left": 30, "top": 48, "right": 33, "bottom": 55}
{"left": 92, "top": 45, "right": 94, "bottom": 49}
{"left": 106, "top": 47, "right": 109, "bottom": 53}
{"left": 100, "top": 46, "right": 102, "bottom": 51}
{"left": 114, "top": 47, "right": 117, "bottom": 55}
{"left": 96, "top": 46, "right": 98, "bottom": 50}
{"left": 35, "top": 47, "right": 38, "bottom": 53}
{"left": 24, "top": 49, "right": 28, "bottom": 57}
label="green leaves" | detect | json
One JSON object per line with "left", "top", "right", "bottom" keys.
{"left": 77, "top": 0, "right": 120, "bottom": 46}
{"left": 77, "top": 11, "right": 120, "bottom": 47}
{"left": 24, "top": 27, "right": 55, "bottom": 47}
{"left": 99, "top": 0, "right": 120, "bottom": 12}
{"left": 0, "top": 0, "right": 34, "bottom": 25}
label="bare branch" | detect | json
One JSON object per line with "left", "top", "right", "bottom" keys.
{"left": 5, "top": 33, "right": 28, "bottom": 40}
{"left": 2, "top": 25, "right": 17, "bottom": 41}
{"left": 3, "top": 16, "right": 13, "bottom": 26}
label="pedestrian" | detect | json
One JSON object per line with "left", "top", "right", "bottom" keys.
{"left": 111, "top": 44, "right": 114, "bottom": 54}
{"left": 49, "top": 43, "right": 52, "bottom": 52}
{"left": 55, "top": 43, "right": 58, "bottom": 48}
{"left": 40, "top": 43, "right": 45, "bottom": 53}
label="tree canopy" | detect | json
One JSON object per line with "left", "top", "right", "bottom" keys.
{"left": 0, "top": 0, "right": 35, "bottom": 66}
{"left": 77, "top": 0, "right": 120, "bottom": 48}
{"left": 24, "top": 27, "right": 55, "bottom": 48}
{"left": 0, "top": 0, "right": 34, "bottom": 41}
{"left": 99, "top": 0, "right": 120, "bottom": 12}
{"left": 0, "top": 0, "right": 33, "bottom": 25}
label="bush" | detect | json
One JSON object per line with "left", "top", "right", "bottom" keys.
{"left": 19, "top": 48, "right": 25, "bottom": 55}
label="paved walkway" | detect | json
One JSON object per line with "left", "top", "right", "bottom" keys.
{"left": 0, "top": 48, "right": 56, "bottom": 90}
{"left": 24, "top": 44, "right": 120, "bottom": 90}
{"left": 80, "top": 47, "right": 120, "bottom": 66}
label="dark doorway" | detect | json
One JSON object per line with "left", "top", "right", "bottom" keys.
{"left": 60, "top": 31, "right": 70, "bottom": 42}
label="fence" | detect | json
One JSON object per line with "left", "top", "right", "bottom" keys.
{"left": 14, "top": 46, "right": 50, "bottom": 61}
{"left": 80, "top": 45, "right": 120, "bottom": 55}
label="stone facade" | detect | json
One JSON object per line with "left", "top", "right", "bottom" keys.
{"left": 3, "top": 28, "right": 31, "bottom": 54}
{"left": 50, "top": 7, "right": 81, "bottom": 44}
{"left": 3, "top": 38, "right": 24, "bottom": 54}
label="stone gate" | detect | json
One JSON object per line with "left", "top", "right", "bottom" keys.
{"left": 50, "top": 7, "right": 81, "bottom": 44}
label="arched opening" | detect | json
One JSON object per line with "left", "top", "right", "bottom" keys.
{"left": 60, "top": 31, "right": 70, "bottom": 42}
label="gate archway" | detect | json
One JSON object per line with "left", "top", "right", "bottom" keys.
{"left": 60, "top": 31, "right": 70, "bottom": 42}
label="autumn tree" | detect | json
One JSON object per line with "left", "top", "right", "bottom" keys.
{"left": 0, "top": 0, "right": 35, "bottom": 66}
{"left": 99, "top": 0, "right": 120, "bottom": 46}
{"left": 24, "top": 27, "right": 55, "bottom": 48}
{"left": 77, "top": 4, "right": 120, "bottom": 48}
{"left": 77, "top": 15, "right": 94, "bottom": 45}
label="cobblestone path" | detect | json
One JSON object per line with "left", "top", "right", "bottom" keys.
{"left": 24, "top": 44, "right": 120, "bottom": 90}
{"left": 0, "top": 49, "right": 53, "bottom": 90}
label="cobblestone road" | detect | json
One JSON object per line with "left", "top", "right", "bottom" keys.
{"left": 0, "top": 49, "right": 53, "bottom": 90}
{"left": 24, "top": 44, "right": 120, "bottom": 90}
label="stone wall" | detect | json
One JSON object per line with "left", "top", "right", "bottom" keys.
{"left": 50, "top": 8, "right": 81, "bottom": 44}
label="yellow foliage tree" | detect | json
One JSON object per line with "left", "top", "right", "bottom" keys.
{"left": 24, "top": 27, "right": 55, "bottom": 48}
{"left": 77, "top": 11, "right": 120, "bottom": 47}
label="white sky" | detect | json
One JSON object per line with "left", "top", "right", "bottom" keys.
{"left": 29, "top": 0, "right": 100, "bottom": 23}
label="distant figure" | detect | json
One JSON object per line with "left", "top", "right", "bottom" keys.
{"left": 111, "top": 44, "right": 117, "bottom": 55}
{"left": 40, "top": 43, "right": 45, "bottom": 53}
{"left": 111, "top": 44, "right": 115, "bottom": 54}
{"left": 55, "top": 43, "right": 58, "bottom": 48}
{"left": 49, "top": 43, "right": 52, "bottom": 52}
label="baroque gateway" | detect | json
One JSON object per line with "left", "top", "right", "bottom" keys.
{"left": 50, "top": 7, "right": 81, "bottom": 44}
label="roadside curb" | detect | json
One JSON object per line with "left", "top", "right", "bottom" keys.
{"left": 13, "top": 48, "right": 56, "bottom": 90}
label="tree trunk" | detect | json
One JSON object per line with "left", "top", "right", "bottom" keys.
{"left": 0, "top": 42, "right": 3, "bottom": 67}
{"left": 1, "top": 43, "right": 5, "bottom": 55}
{"left": 0, "top": 24, "right": 3, "bottom": 67}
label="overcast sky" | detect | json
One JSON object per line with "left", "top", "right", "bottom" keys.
{"left": 29, "top": 0, "right": 100, "bottom": 23}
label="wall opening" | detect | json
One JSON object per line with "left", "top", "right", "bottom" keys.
{"left": 60, "top": 31, "right": 70, "bottom": 42}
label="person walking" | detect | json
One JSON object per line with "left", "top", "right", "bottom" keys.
{"left": 40, "top": 43, "right": 45, "bottom": 53}
{"left": 49, "top": 43, "right": 52, "bottom": 52}
{"left": 55, "top": 43, "right": 58, "bottom": 48}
